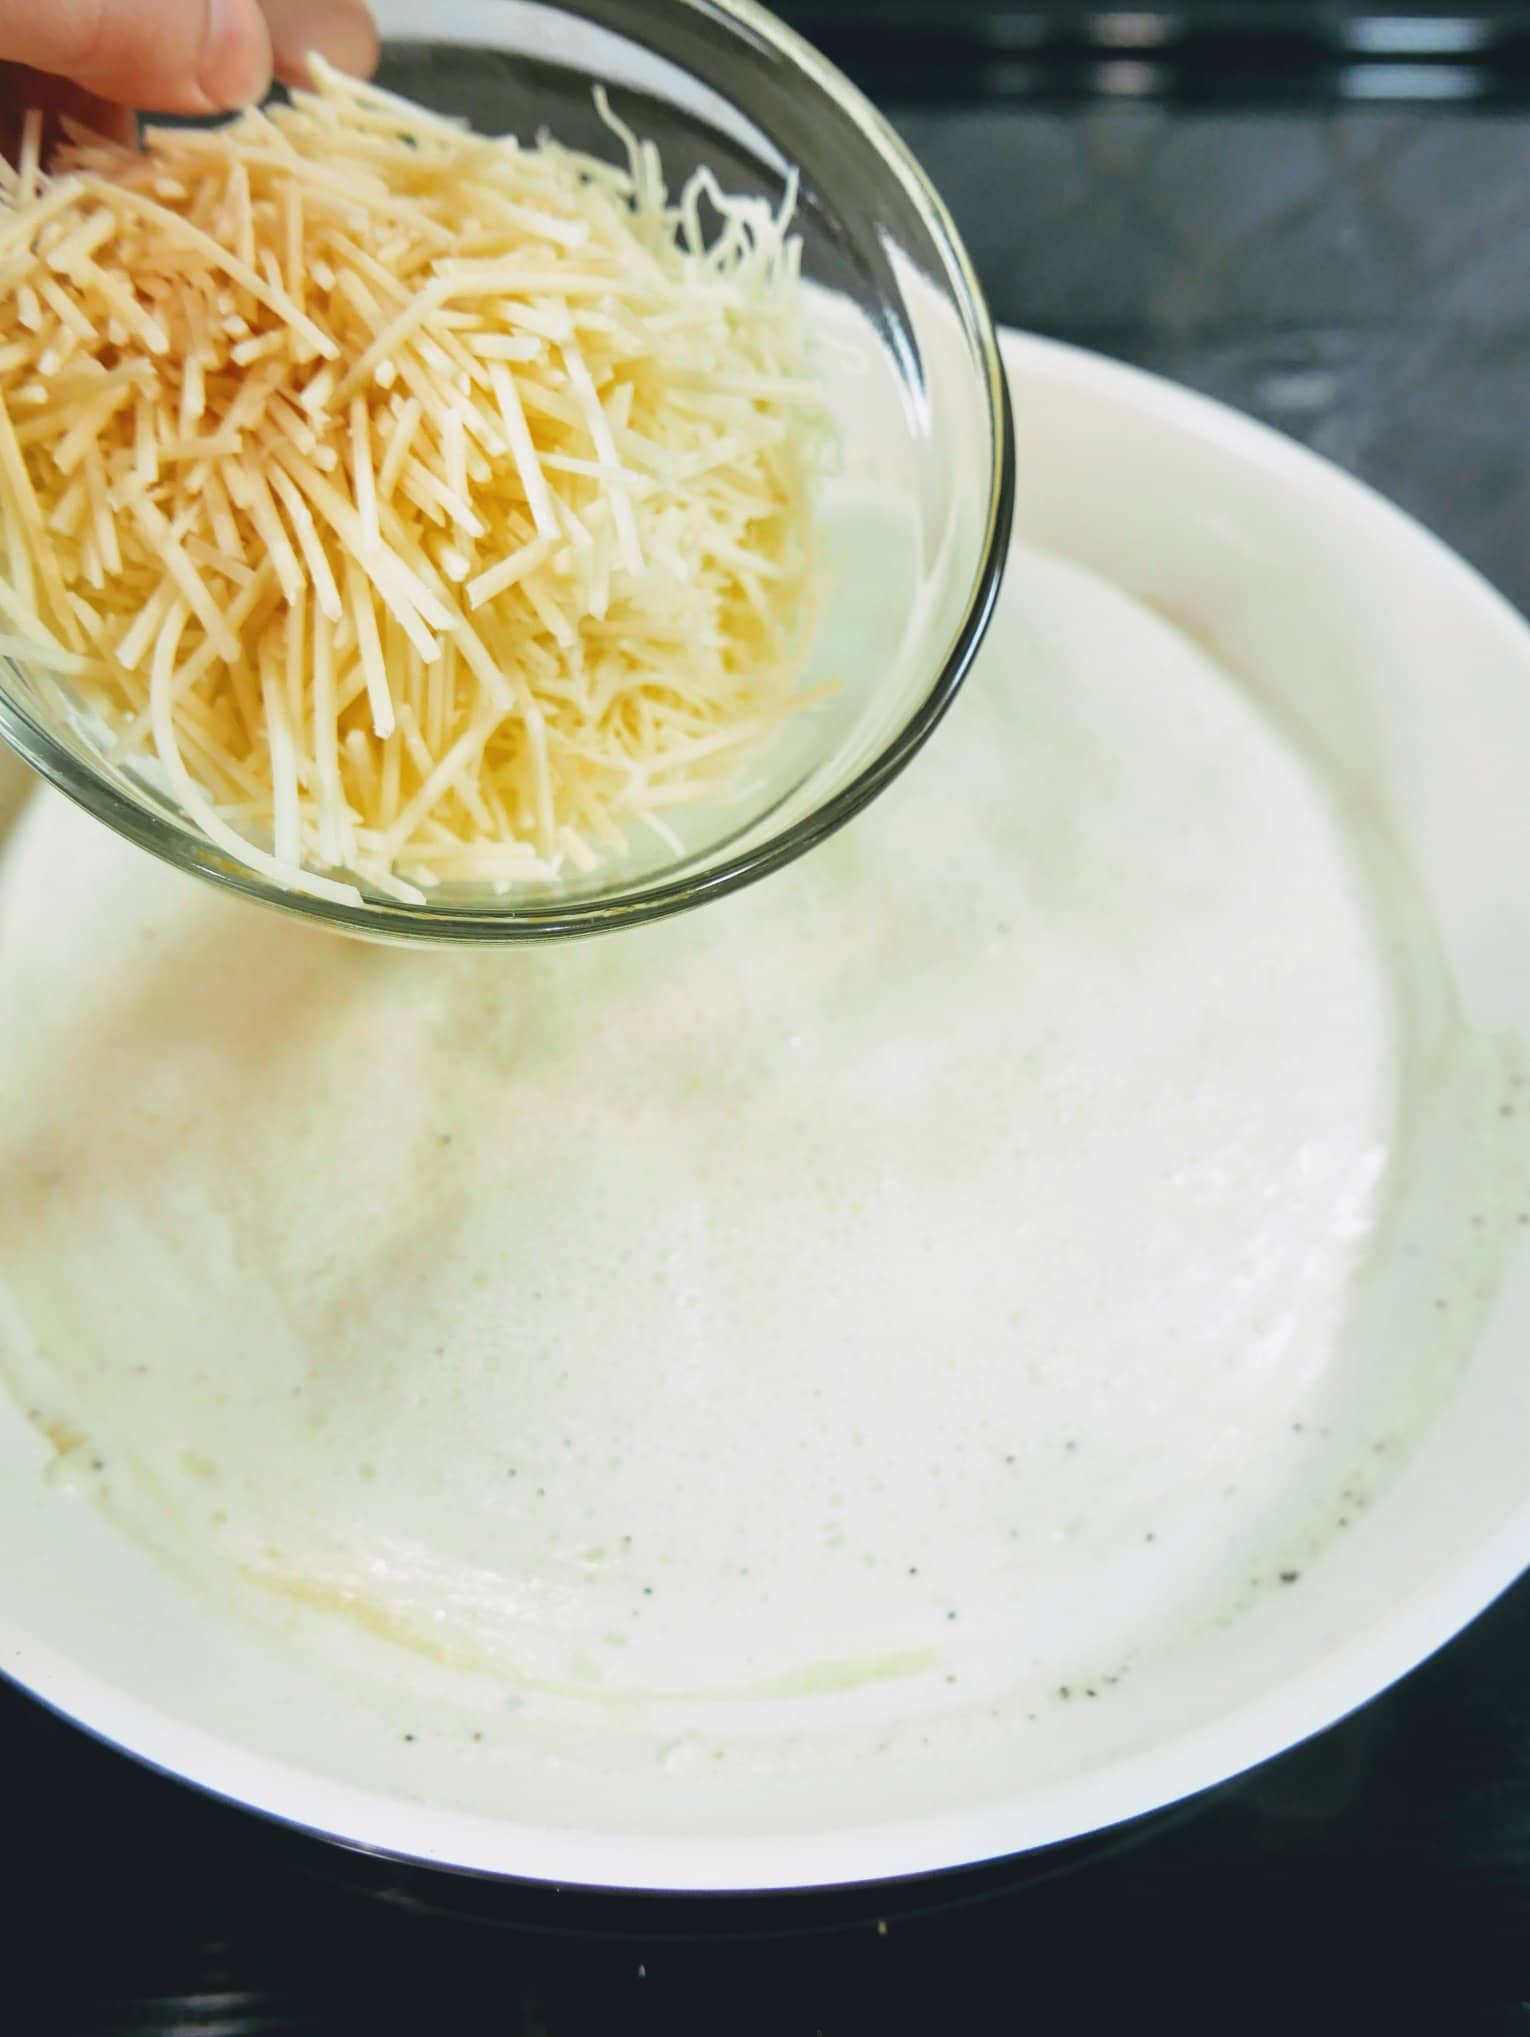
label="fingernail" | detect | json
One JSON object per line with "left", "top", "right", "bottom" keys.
{"left": 265, "top": 0, "right": 381, "bottom": 86}
{"left": 200, "top": 0, "right": 275, "bottom": 109}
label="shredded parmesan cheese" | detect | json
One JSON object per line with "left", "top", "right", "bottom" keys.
{"left": 0, "top": 63, "right": 828, "bottom": 899}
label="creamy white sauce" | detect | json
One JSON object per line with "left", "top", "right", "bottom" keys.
{"left": 0, "top": 548, "right": 1404, "bottom": 1730}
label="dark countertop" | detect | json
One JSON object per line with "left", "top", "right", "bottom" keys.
{"left": 10, "top": 23, "right": 1530, "bottom": 2033}
{"left": 892, "top": 92, "right": 1530, "bottom": 618}
{"left": 10, "top": 1572, "right": 1530, "bottom": 2027}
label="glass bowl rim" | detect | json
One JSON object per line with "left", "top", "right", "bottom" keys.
{"left": 0, "top": 0, "right": 1017, "bottom": 946}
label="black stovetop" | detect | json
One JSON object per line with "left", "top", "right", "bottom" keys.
{"left": 12, "top": 12, "right": 1530, "bottom": 2029}
{"left": 11, "top": 1565, "right": 1530, "bottom": 2027}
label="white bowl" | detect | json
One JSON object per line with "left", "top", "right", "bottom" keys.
{"left": 3, "top": 328, "right": 1529, "bottom": 1891}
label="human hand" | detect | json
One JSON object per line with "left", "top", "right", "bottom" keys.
{"left": 0, "top": 1, "right": 379, "bottom": 153}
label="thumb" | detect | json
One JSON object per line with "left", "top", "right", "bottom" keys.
{"left": 0, "top": 0, "right": 274, "bottom": 115}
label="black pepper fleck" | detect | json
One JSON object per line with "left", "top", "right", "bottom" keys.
{"left": 1279, "top": 1570, "right": 1301, "bottom": 1585}
{"left": 402, "top": 1732, "right": 416, "bottom": 1743}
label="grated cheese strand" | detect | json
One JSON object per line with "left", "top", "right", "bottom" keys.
{"left": 0, "top": 62, "right": 829, "bottom": 901}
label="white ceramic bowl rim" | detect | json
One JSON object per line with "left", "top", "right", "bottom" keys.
{"left": 5, "top": 331, "right": 1530, "bottom": 1892}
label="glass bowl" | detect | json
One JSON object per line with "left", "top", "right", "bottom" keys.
{"left": 0, "top": 0, "right": 1014, "bottom": 944}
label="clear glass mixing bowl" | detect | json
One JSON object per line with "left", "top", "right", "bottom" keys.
{"left": 0, "top": 0, "right": 1014, "bottom": 943}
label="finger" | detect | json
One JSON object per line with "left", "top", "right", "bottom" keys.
{"left": 0, "top": 0, "right": 274, "bottom": 115}
{"left": 261, "top": 0, "right": 379, "bottom": 87}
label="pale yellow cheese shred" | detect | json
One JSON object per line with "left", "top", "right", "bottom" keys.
{"left": 0, "top": 62, "right": 827, "bottom": 897}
